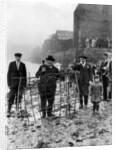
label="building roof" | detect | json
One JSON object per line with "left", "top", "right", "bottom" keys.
{"left": 74, "top": 3, "right": 112, "bottom": 12}
{"left": 56, "top": 30, "right": 73, "bottom": 40}
{"left": 74, "top": 3, "right": 112, "bottom": 22}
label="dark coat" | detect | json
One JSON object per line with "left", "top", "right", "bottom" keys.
{"left": 90, "top": 82, "right": 103, "bottom": 103}
{"left": 109, "top": 61, "right": 112, "bottom": 80}
{"left": 100, "top": 60, "right": 109, "bottom": 77}
{"left": 74, "top": 63, "right": 93, "bottom": 95}
{"left": 7, "top": 61, "right": 27, "bottom": 89}
{"left": 36, "top": 64, "right": 59, "bottom": 95}
{"left": 59, "top": 70, "right": 65, "bottom": 82}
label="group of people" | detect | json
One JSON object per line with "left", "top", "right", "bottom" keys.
{"left": 85, "top": 37, "right": 112, "bottom": 49}
{"left": 7, "top": 52, "right": 112, "bottom": 118}
{"left": 78, "top": 37, "right": 112, "bottom": 49}
{"left": 67, "top": 52, "right": 112, "bottom": 114}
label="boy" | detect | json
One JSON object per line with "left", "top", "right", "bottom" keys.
{"left": 90, "top": 75, "right": 103, "bottom": 115}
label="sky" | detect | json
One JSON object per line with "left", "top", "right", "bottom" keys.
{"left": 8, "top": 0, "right": 77, "bottom": 52}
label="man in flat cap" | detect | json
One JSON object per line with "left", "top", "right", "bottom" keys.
{"left": 36, "top": 55, "right": 59, "bottom": 118}
{"left": 100, "top": 52, "right": 110, "bottom": 101}
{"left": 73, "top": 55, "right": 93, "bottom": 109}
{"left": 7, "top": 53, "right": 27, "bottom": 117}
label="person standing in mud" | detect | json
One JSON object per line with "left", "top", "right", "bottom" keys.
{"left": 59, "top": 66, "right": 65, "bottom": 82}
{"left": 7, "top": 53, "right": 27, "bottom": 117}
{"left": 67, "top": 64, "right": 75, "bottom": 87}
{"left": 89, "top": 75, "right": 103, "bottom": 115}
{"left": 73, "top": 55, "right": 93, "bottom": 109}
{"left": 36, "top": 55, "right": 59, "bottom": 118}
{"left": 108, "top": 54, "right": 112, "bottom": 100}
{"left": 100, "top": 52, "right": 109, "bottom": 101}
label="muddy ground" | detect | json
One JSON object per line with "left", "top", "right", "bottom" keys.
{"left": 6, "top": 83, "right": 112, "bottom": 149}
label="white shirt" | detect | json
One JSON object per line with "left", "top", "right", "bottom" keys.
{"left": 16, "top": 61, "right": 20, "bottom": 70}
{"left": 82, "top": 62, "right": 86, "bottom": 67}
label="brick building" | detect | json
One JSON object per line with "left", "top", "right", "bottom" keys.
{"left": 56, "top": 30, "right": 73, "bottom": 40}
{"left": 42, "top": 30, "right": 73, "bottom": 54}
{"left": 74, "top": 4, "right": 112, "bottom": 50}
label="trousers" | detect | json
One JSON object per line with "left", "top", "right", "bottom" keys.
{"left": 8, "top": 87, "right": 22, "bottom": 113}
{"left": 80, "top": 94, "right": 88, "bottom": 107}
{"left": 92, "top": 102, "right": 100, "bottom": 112}
{"left": 102, "top": 76, "right": 108, "bottom": 100}
{"left": 40, "top": 90, "right": 55, "bottom": 115}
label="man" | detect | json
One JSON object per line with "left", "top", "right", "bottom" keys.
{"left": 59, "top": 66, "right": 65, "bottom": 82}
{"left": 36, "top": 55, "right": 59, "bottom": 118}
{"left": 74, "top": 55, "right": 93, "bottom": 109}
{"left": 108, "top": 54, "right": 112, "bottom": 100}
{"left": 7, "top": 53, "right": 27, "bottom": 117}
{"left": 67, "top": 64, "right": 75, "bottom": 87}
{"left": 100, "top": 52, "right": 109, "bottom": 101}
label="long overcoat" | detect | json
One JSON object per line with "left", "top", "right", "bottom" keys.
{"left": 36, "top": 64, "right": 59, "bottom": 96}
{"left": 74, "top": 63, "right": 93, "bottom": 96}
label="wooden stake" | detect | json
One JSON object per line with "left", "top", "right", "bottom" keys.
{"left": 29, "top": 72, "right": 36, "bottom": 124}
{"left": 23, "top": 89, "right": 30, "bottom": 124}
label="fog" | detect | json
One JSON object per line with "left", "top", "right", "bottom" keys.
{"left": 8, "top": 0, "right": 77, "bottom": 60}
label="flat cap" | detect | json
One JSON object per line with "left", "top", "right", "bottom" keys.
{"left": 104, "top": 52, "right": 108, "bottom": 56}
{"left": 14, "top": 53, "right": 22, "bottom": 57}
{"left": 79, "top": 55, "right": 87, "bottom": 59}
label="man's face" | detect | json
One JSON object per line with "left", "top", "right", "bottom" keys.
{"left": 46, "top": 60, "right": 53, "bottom": 65}
{"left": 109, "top": 55, "right": 112, "bottom": 61}
{"left": 104, "top": 55, "right": 108, "bottom": 60}
{"left": 81, "top": 58, "right": 86, "bottom": 63}
{"left": 95, "top": 78, "right": 100, "bottom": 83}
{"left": 15, "top": 56, "right": 21, "bottom": 62}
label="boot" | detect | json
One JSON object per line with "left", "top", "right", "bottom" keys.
{"left": 7, "top": 112, "right": 11, "bottom": 118}
{"left": 79, "top": 105, "right": 83, "bottom": 109}
{"left": 7, "top": 105, "right": 11, "bottom": 117}
{"left": 93, "top": 104, "right": 96, "bottom": 115}
{"left": 47, "top": 112, "right": 55, "bottom": 117}
{"left": 96, "top": 104, "right": 99, "bottom": 111}
{"left": 79, "top": 96, "right": 83, "bottom": 109}
{"left": 42, "top": 112, "right": 46, "bottom": 118}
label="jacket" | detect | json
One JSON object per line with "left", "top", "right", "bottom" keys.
{"left": 7, "top": 61, "right": 27, "bottom": 88}
{"left": 36, "top": 64, "right": 59, "bottom": 94}
{"left": 74, "top": 63, "right": 93, "bottom": 84}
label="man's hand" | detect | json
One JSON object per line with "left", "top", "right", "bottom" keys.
{"left": 75, "top": 70, "right": 80, "bottom": 74}
{"left": 100, "top": 95, "right": 103, "bottom": 100}
{"left": 89, "top": 81, "right": 93, "bottom": 85}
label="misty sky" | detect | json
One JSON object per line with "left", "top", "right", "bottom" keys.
{"left": 8, "top": 0, "right": 77, "bottom": 49}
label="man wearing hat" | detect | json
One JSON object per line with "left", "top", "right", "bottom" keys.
{"left": 36, "top": 55, "right": 59, "bottom": 118}
{"left": 73, "top": 55, "right": 93, "bottom": 109}
{"left": 100, "top": 52, "right": 110, "bottom": 101}
{"left": 7, "top": 53, "right": 27, "bottom": 117}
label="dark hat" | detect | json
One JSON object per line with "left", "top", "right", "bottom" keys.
{"left": 14, "top": 53, "right": 22, "bottom": 57}
{"left": 46, "top": 55, "right": 55, "bottom": 61}
{"left": 79, "top": 55, "right": 87, "bottom": 59}
{"left": 104, "top": 52, "right": 108, "bottom": 56}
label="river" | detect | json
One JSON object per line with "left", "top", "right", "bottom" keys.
{"left": 7, "top": 59, "right": 40, "bottom": 77}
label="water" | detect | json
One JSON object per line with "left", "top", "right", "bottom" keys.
{"left": 7, "top": 59, "right": 40, "bottom": 92}
{"left": 7, "top": 59, "right": 61, "bottom": 92}
{"left": 7, "top": 59, "right": 40, "bottom": 77}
